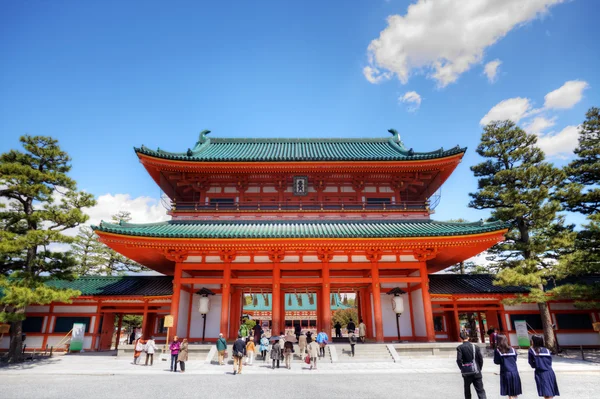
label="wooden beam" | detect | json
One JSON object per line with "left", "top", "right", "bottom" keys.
{"left": 330, "top": 277, "right": 372, "bottom": 284}
{"left": 181, "top": 278, "right": 224, "bottom": 285}
{"left": 379, "top": 277, "right": 421, "bottom": 283}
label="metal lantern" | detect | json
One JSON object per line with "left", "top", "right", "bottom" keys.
{"left": 391, "top": 295, "right": 404, "bottom": 314}
{"left": 198, "top": 296, "right": 211, "bottom": 314}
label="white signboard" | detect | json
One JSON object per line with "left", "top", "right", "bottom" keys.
{"left": 514, "top": 320, "right": 530, "bottom": 347}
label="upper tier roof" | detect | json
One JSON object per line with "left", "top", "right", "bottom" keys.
{"left": 92, "top": 219, "right": 508, "bottom": 239}
{"left": 135, "top": 130, "right": 466, "bottom": 162}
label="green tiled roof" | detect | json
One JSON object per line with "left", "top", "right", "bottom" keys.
{"left": 45, "top": 276, "right": 172, "bottom": 296}
{"left": 92, "top": 219, "right": 508, "bottom": 239}
{"left": 135, "top": 131, "right": 466, "bottom": 162}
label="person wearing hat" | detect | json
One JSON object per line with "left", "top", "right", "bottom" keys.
{"left": 245, "top": 336, "right": 256, "bottom": 365}
{"left": 216, "top": 333, "right": 227, "bottom": 366}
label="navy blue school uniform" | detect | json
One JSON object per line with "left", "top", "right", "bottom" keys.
{"left": 528, "top": 347, "right": 560, "bottom": 397}
{"left": 494, "top": 348, "right": 523, "bottom": 396}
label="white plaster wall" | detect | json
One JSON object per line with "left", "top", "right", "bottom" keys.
{"left": 189, "top": 295, "right": 223, "bottom": 338}
{"left": 23, "top": 336, "right": 44, "bottom": 348}
{"left": 557, "top": 333, "right": 600, "bottom": 346}
{"left": 89, "top": 316, "right": 96, "bottom": 333}
{"left": 381, "top": 293, "right": 413, "bottom": 337}
{"left": 26, "top": 306, "right": 50, "bottom": 313}
{"left": 550, "top": 303, "right": 578, "bottom": 310}
{"left": 435, "top": 334, "right": 449, "bottom": 339}
{"left": 53, "top": 305, "right": 97, "bottom": 313}
{"left": 0, "top": 338, "right": 9, "bottom": 349}
{"left": 411, "top": 289, "right": 426, "bottom": 337}
{"left": 178, "top": 290, "right": 190, "bottom": 336}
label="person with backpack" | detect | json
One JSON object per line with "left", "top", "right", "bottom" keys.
{"left": 456, "top": 331, "right": 487, "bottom": 399}
{"left": 283, "top": 339, "right": 294, "bottom": 369}
{"left": 216, "top": 333, "right": 227, "bottom": 366}
{"left": 144, "top": 336, "right": 157, "bottom": 366}
{"left": 316, "top": 329, "right": 329, "bottom": 358}
{"left": 169, "top": 336, "right": 181, "bottom": 372}
{"left": 528, "top": 334, "right": 560, "bottom": 398}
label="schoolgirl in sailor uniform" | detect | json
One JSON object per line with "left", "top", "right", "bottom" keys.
{"left": 528, "top": 334, "right": 560, "bottom": 398}
{"left": 494, "top": 334, "right": 523, "bottom": 398}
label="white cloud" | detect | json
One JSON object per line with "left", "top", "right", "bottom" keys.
{"left": 544, "top": 80, "right": 589, "bottom": 109}
{"left": 484, "top": 59, "right": 502, "bottom": 83}
{"left": 83, "top": 193, "right": 170, "bottom": 226}
{"left": 399, "top": 91, "right": 422, "bottom": 111}
{"left": 536, "top": 125, "right": 579, "bottom": 157}
{"left": 480, "top": 97, "right": 533, "bottom": 125}
{"left": 524, "top": 116, "right": 556, "bottom": 134}
{"left": 364, "top": 0, "right": 563, "bottom": 87}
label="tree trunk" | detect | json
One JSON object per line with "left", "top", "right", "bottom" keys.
{"left": 8, "top": 309, "right": 25, "bottom": 363}
{"left": 537, "top": 295, "right": 557, "bottom": 353}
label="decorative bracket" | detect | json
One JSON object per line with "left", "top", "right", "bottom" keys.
{"left": 317, "top": 248, "right": 335, "bottom": 262}
{"left": 413, "top": 247, "right": 439, "bottom": 262}
{"left": 219, "top": 249, "right": 237, "bottom": 262}
{"left": 235, "top": 175, "right": 249, "bottom": 192}
{"left": 268, "top": 247, "right": 286, "bottom": 262}
{"left": 352, "top": 175, "right": 366, "bottom": 192}
{"left": 365, "top": 247, "right": 383, "bottom": 262}
{"left": 163, "top": 249, "right": 189, "bottom": 263}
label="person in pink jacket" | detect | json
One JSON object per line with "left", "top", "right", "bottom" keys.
{"left": 169, "top": 336, "right": 181, "bottom": 372}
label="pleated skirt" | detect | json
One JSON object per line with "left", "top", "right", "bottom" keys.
{"left": 500, "top": 371, "right": 523, "bottom": 396}
{"left": 535, "top": 370, "right": 560, "bottom": 396}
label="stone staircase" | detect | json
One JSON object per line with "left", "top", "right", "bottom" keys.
{"left": 332, "top": 343, "right": 394, "bottom": 363}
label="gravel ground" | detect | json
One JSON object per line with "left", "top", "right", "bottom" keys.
{"left": 2, "top": 372, "right": 600, "bottom": 399}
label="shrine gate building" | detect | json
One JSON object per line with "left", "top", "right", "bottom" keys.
{"left": 92, "top": 130, "right": 509, "bottom": 342}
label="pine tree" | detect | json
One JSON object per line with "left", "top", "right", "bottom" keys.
{"left": 469, "top": 121, "right": 575, "bottom": 353}
{"left": 0, "top": 136, "right": 96, "bottom": 362}
{"left": 555, "top": 107, "right": 600, "bottom": 307}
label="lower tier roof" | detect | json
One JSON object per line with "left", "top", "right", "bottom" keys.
{"left": 92, "top": 219, "right": 509, "bottom": 239}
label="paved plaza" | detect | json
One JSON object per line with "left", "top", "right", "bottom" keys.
{"left": 1, "top": 351, "right": 599, "bottom": 398}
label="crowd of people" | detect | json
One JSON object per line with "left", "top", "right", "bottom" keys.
{"left": 457, "top": 330, "right": 560, "bottom": 399}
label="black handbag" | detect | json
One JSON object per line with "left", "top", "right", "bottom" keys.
{"left": 460, "top": 344, "right": 479, "bottom": 376}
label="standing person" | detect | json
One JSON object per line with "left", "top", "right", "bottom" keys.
{"left": 316, "top": 329, "right": 329, "bottom": 358}
{"left": 239, "top": 320, "right": 249, "bottom": 341}
{"left": 133, "top": 336, "right": 146, "bottom": 365}
{"left": 216, "top": 333, "right": 227, "bottom": 366}
{"left": 488, "top": 327, "right": 498, "bottom": 350}
{"left": 129, "top": 330, "right": 136, "bottom": 344}
{"left": 270, "top": 338, "right": 282, "bottom": 369}
{"left": 232, "top": 334, "right": 246, "bottom": 375}
{"left": 494, "top": 334, "right": 522, "bottom": 399}
{"left": 278, "top": 332, "right": 285, "bottom": 349}
{"left": 259, "top": 334, "right": 269, "bottom": 362}
{"left": 298, "top": 331, "right": 307, "bottom": 358}
{"left": 307, "top": 339, "right": 319, "bottom": 370}
{"left": 283, "top": 339, "right": 294, "bottom": 369}
{"left": 294, "top": 323, "right": 301, "bottom": 342}
{"left": 178, "top": 338, "right": 189, "bottom": 373}
{"left": 334, "top": 322, "right": 342, "bottom": 338}
{"left": 457, "top": 331, "right": 487, "bottom": 399}
{"left": 349, "top": 333, "right": 357, "bottom": 357}
{"left": 528, "top": 334, "right": 560, "bottom": 399}
{"left": 253, "top": 321, "right": 263, "bottom": 342}
{"left": 246, "top": 336, "right": 256, "bottom": 365}
{"left": 144, "top": 336, "right": 157, "bottom": 366}
{"left": 358, "top": 319, "right": 367, "bottom": 343}
{"left": 347, "top": 319, "right": 356, "bottom": 336}
{"left": 169, "top": 336, "right": 181, "bottom": 372}
{"left": 306, "top": 331, "right": 313, "bottom": 344}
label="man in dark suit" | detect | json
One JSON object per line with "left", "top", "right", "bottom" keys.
{"left": 456, "top": 331, "right": 487, "bottom": 399}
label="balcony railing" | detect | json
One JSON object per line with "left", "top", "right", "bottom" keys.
{"left": 170, "top": 200, "right": 432, "bottom": 213}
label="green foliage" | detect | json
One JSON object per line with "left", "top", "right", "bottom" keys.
{"left": 117, "top": 314, "right": 143, "bottom": 329}
{"left": 469, "top": 121, "right": 576, "bottom": 352}
{"left": 332, "top": 308, "right": 358, "bottom": 327}
{"left": 0, "top": 135, "right": 95, "bottom": 362}
{"left": 72, "top": 211, "right": 147, "bottom": 275}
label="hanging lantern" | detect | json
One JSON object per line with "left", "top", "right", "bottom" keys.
{"left": 198, "top": 296, "right": 211, "bottom": 314}
{"left": 264, "top": 293, "right": 269, "bottom": 307}
{"left": 391, "top": 295, "right": 404, "bottom": 314}
{"left": 343, "top": 294, "right": 349, "bottom": 306}
{"left": 297, "top": 293, "right": 303, "bottom": 307}
{"left": 288, "top": 294, "right": 292, "bottom": 307}
{"left": 253, "top": 294, "right": 258, "bottom": 306}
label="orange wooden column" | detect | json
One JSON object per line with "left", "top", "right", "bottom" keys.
{"left": 271, "top": 264, "right": 281, "bottom": 336}
{"left": 363, "top": 288, "right": 373, "bottom": 339}
{"left": 170, "top": 263, "right": 183, "bottom": 337}
{"left": 279, "top": 290, "right": 286, "bottom": 334}
{"left": 229, "top": 288, "right": 241, "bottom": 339}
{"left": 220, "top": 263, "right": 231, "bottom": 338}
{"left": 371, "top": 265, "right": 384, "bottom": 342}
{"left": 419, "top": 262, "right": 436, "bottom": 342}
{"left": 321, "top": 263, "right": 331, "bottom": 335}
{"left": 141, "top": 299, "right": 149, "bottom": 337}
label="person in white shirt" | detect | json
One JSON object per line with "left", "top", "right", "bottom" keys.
{"left": 144, "top": 336, "right": 157, "bottom": 366}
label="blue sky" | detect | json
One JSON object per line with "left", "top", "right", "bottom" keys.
{"left": 1, "top": 0, "right": 598, "bottom": 226}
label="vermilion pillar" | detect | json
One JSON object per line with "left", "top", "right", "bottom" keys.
{"left": 220, "top": 264, "right": 231, "bottom": 338}
{"left": 272, "top": 264, "right": 281, "bottom": 335}
{"left": 321, "top": 263, "right": 331, "bottom": 336}
{"left": 371, "top": 265, "right": 384, "bottom": 342}
{"left": 363, "top": 288, "right": 373, "bottom": 339}
{"left": 419, "top": 262, "right": 436, "bottom": 342}
{"left": 229, "top": 289, "right": 242, "bottom": 339}
{"left": 170, "top": 263, "right": 182, "bottom": 337}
